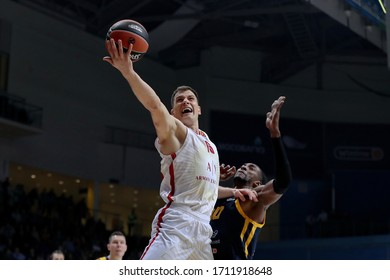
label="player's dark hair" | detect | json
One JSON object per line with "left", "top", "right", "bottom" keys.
{"left": 109, "top": 231, "right": 125, "bottom": 242}
{"left": 171, "top": 85, "right": 199, "bottom": 107}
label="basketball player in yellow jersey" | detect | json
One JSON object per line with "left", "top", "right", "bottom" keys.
{"left": 104, "top": 40, "right": 219, "bottom": 260}
{"left": 212, "top": 96, "right": 292, "bottom": 259}
{"left": 96, "top": 231, "right": 127, "bottom": 260}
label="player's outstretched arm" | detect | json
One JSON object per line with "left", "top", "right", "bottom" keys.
{"left": 103, "top": 39, "right": 181, "bottom": 150}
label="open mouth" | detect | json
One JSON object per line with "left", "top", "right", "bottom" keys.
{"left": 182, "top": 107, "right": 193, "bottom": 114}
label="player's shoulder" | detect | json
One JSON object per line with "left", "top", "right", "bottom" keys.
{"left": 96, "top": 256, "right": 108, "bottom": 260}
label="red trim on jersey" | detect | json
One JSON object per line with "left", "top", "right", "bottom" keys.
{"left": 196, "top": 129, "right": 206, "bottom": 137}
{"left": 167, "top": 153, "right": 176, "bottom": 202}
{"left": 140, "top": 153, "right": 176, "bottom": 259}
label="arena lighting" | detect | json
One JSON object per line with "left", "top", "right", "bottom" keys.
{"left": 378, "top": 0, "right": 386, "bottom": 14}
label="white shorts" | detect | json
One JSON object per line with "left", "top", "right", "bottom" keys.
{"left": 140, "top": 208, "right": 214, "bottom": 260}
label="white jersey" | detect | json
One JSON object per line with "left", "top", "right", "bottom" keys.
{"left": 157, "top": 128, "right": 219, "bottom": 220}
{"left": 140, "top": 128, "right": 220, "bottom": 259}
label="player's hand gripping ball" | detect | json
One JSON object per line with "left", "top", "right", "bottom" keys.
{"left": 106, "top": 19, "right": 149, "bottom": 62}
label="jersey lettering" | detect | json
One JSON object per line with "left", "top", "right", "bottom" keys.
{"left": 205, "top": 141, "right": 215, "bottom": 154}
{"left": 211, "top": 206, "right": 224, "bottom": 220}
{"left": 206, "top": 160, "right": 218, "bottom": 177}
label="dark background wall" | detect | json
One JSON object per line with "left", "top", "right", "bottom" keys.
{"left": 0, "top": 0, "right": 390, "bottom": 259}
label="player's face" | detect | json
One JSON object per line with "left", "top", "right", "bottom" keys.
{"left": 108, "top": 235, "right": 127, "bottom": 258}
{"left": 234, "top": 163, "right": 261, "bottom": 184}
{"left": 171, "top": 90, "right": 201, "bottom": 126}
{"left": 51, "top": 253, "right": 65, "bottom": 260}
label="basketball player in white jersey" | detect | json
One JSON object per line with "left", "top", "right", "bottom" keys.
{"left": 104, "top": 39, "right": 219, "bottom": 259}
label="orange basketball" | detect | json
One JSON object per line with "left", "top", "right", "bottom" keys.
{"left": 106, "top": 19, "right": 149, "bottom": 62}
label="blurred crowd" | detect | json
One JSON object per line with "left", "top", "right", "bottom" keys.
{"left": 0, "top": 178, "right": 146, "bottom": 260}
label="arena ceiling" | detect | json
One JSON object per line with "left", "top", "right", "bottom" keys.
{"left": 10, "top": 0, "right": 387, "bottom": 83}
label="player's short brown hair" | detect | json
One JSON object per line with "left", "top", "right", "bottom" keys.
{"left": 171, "top": 85, "right": 199, "bottom": 107}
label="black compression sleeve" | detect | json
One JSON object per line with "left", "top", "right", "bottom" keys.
{"left": 271, "top": 137, "right": 292, "bottom": 194}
